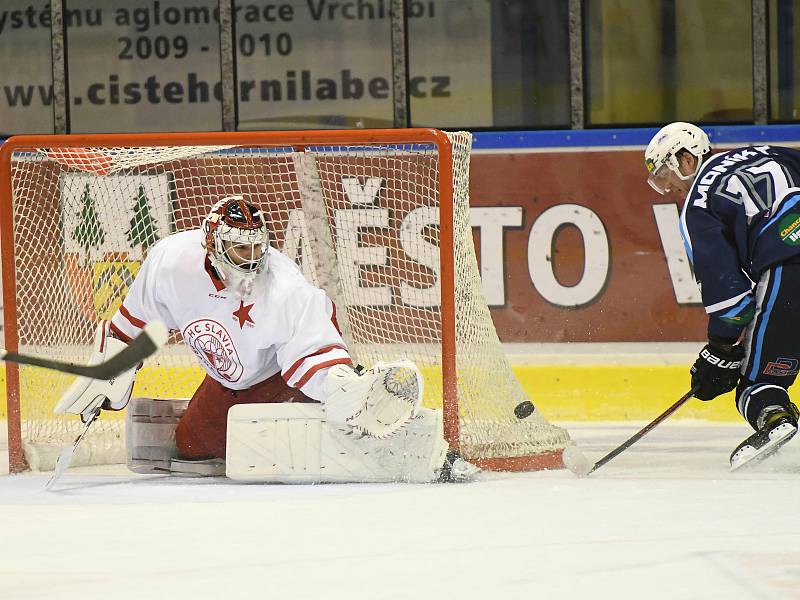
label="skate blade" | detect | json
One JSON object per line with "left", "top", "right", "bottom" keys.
{"left": 730, "top": 424, "right": 797, "bottom": 472}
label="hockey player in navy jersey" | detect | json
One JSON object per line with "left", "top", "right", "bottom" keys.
{"left": 645, "top": 122, "right": 800, "bottom": 470}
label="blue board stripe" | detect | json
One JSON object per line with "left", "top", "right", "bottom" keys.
{"left": 5, "top": 124, "right": 800, "bottom": 152}
{"left": 471, "top": 125, "right": 800, "bottom": 150}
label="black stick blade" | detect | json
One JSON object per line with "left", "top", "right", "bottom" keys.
{"left": 0, "top": 320, "right": 169, "bottom": 380}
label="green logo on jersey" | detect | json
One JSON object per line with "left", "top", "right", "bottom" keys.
{"left": 720, "top": 305, "right": 755, "bottom": 326}
{"left": 779, "top": 213, "right": 800, "bottom": 245}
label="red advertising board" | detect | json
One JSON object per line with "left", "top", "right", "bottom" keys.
{"left": 470, "top": 150, "right": 707, "bottom": 342}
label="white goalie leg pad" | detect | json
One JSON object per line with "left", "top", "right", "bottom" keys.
{"left": 324, "top": 360, "right": 424, "bottom": 438}
{"left": 125, "top": 397, "right": 189, "bottom": 474}
{"left": 226, "top": 403, "right": 448, "bottom": 483}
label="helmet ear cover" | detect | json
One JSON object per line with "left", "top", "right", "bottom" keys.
{"left": 645, "top": 122, "right": 711, "bottom": 193}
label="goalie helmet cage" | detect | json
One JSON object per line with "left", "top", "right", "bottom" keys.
{"left": 0, "top": 128, "right": 571, "bottom": 474}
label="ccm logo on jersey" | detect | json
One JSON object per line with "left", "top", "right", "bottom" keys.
{"left": 763, "top": 358, "right": 799, "bottom": 377}
{"left": 700, "top": 348, "right": 741, "bottom": 369}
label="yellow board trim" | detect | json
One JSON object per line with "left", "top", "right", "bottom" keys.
{"left": 0, "top": 364, "right": 741, "bottom": 422}
{"left": 515, "top": 365, "right": 740, "bottom": 422}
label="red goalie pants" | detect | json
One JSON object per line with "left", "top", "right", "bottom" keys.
{"left": 175, "top": 372, "right": 317, "bottom": 460}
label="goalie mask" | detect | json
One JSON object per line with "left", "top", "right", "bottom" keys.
{"left": 645, "top": 122, "right": 711, "bottom": 194}
{"left": 203, "top": 196, "right": 270, "bottom": 297}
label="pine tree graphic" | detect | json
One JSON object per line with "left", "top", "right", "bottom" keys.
{"left": 126, "top": 185, "right": 160, "bottom": 253}
{"left": 72, "top": 183, "right": 106, "bottom": 261}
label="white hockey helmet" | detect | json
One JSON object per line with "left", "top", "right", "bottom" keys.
{"left": 202, "top": 196, "right": 270, "bottom": 295}
{"left": 645, "top": 122, "right": 711, "bottom": 194}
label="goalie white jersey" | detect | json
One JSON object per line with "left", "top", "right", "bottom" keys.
{"left": 110, "top": 229, "right": 351, "bottom": 399}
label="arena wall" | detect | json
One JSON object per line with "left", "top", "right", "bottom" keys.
{"left": 3, "top": 125, "right": 800, "bottom": 422}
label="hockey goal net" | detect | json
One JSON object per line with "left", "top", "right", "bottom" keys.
{"left": 0, "top": 129, "right": 571, "bottom": 473}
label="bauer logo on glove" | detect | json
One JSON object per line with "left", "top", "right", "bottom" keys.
{"left": 690, "top": 341, "right": 745, "bottom": 401}
{"left": 698, "top": 347, "right": 741, "bottom": 370}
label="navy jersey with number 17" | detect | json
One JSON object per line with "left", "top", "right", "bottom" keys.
{"left": 680, "top": 145, "right": 800, "bottom": 340}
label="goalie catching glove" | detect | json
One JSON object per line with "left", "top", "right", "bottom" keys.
{"left": 324, "top": 360, "right": 423, "bottom": 438}
{"left": 53, "top": 321, "right": 138, "bottom": 421}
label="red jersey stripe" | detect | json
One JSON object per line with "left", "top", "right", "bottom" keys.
{"left": 283, "top": 344, "right": 348, "bottom": 382}
{"left": 294, "top": 357, "right": 353, "bottom": 390}
{"left": 331, "top": 302, "right": 342, "bottom": 335}
{"left": 98, "top": 319, "right": 107, "bottom": 352}
{"left": 109, "top": 322, "right": 133, "bottom": 343}
{"left": 118, "top": 304, "right": 146, "bottom": 329}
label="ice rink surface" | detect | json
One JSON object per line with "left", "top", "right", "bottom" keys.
{"left": 1, "top": 422, "right": 799, "bottom": 600}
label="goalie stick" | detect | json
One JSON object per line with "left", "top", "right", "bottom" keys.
{"left": 0, "top": 320, "right": 168, "bottom": 380}
{"left": 561, "top": 386, "right": 700, "bottom": 477}
{"left": 42, "top": 322, "right": 169, "bottom": 490}
{"left": 45, "top": 407, "right": 101, "bottom": 491}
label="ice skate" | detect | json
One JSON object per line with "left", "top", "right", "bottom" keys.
{"left": 730, "top": 406, "right": 798, "bottom": 471}
{"left": 438, "top": 450, "right": 481, "bottom": 482}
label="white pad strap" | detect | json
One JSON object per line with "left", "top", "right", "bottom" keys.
{"left": 53, "top": 321, "right": 138, "bottom": 419}
{"left": 324, "top": 360, "right": 423, "bottom": 438}
{"left": 226, "top": 403, "right": 448, "bottom": 483}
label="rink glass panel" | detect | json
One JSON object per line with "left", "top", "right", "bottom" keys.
{"left": 585, "top": 0, "right": 753, "bottom": 125}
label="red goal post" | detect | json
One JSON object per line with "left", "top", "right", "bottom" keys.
{"left": 0, "top": 128, "right": 570, "bottom": 474}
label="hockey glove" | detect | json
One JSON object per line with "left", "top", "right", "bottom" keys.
{"left": 690, "top": 339, "right": 745, "bottom": 401}
{"left": 324, "top": 360, "right": 423, "bottom": 438}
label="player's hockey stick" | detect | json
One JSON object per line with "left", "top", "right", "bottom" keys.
{"left": 561, "top": 386, "right": 700, "bottom": 477}
{"left": 45, "top": 407, "right": 101, "bottom": 491}
{"left": 0, "top": 321, "right": 168, "bottom": 380}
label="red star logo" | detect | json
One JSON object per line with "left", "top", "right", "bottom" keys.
{"left": 232, "top": 301, "right": 255, "bottom": 329}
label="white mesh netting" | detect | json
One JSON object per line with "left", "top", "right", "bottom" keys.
{"left": 4, "top": 131, "right": 570, "bottom": 471}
